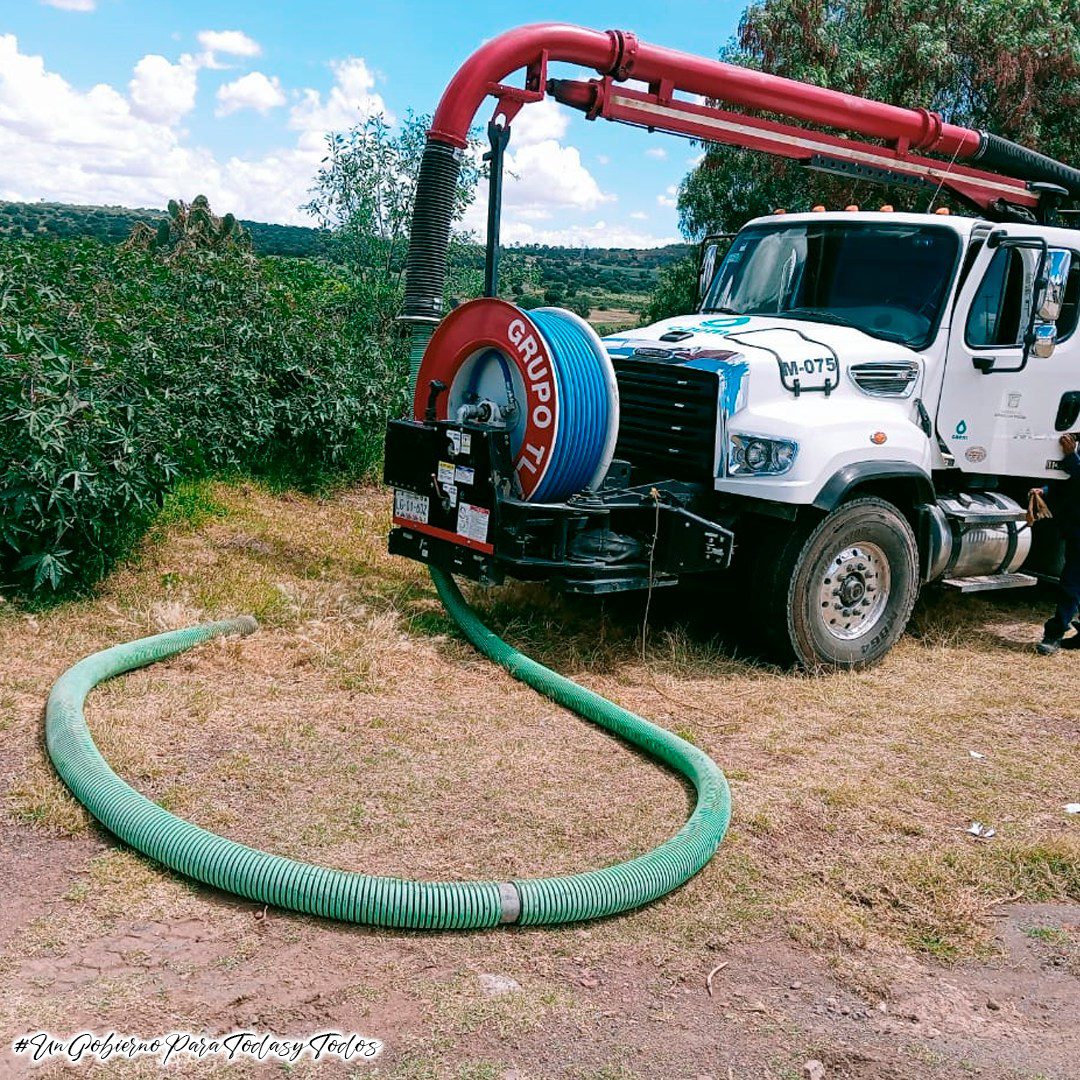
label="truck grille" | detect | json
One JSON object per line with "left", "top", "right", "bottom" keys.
{"left": 848, "top": 360, "right": 919, "bottom": 397}
{"left": 612, "top": 358, "right": 719, "bottom": 480}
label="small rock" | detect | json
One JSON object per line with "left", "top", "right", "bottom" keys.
{"left": 789, "top": 980, "right": 802, "bottom": 990}
{"left": 579, "top": 974, "right": 599, "bottom": 989}
{"left": 478, "top": 973, "right": 521, "bottom": 997}
{"left": 804, "top": 1060, "right": 826, "bottom": 1080}
{"left": 986, "top": 999, "right": 1001, "bottom": 1011}
{"left": 876, "top": 1001, "right": 888, "bottom": 1014}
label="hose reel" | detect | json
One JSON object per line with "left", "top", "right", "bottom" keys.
{"left": 414, "top": 298, "right": 619, "bottom": 502}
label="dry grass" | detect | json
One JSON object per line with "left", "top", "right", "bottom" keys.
{"left": 2, "top": 478, "right": 1078, "bottom": 1077}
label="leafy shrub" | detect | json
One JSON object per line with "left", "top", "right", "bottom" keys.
{"left": 0, "top": 237, "right": 406, "bottom": 595}
{"left": 640, "top": 254, "right": 700, "bottom": 325}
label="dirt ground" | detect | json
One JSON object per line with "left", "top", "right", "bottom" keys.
{"left": 2, "top": 481, "right": 1078, "bottom": 1079}
{"left": 587, "top": 307, "right": 638, "bottom": 332}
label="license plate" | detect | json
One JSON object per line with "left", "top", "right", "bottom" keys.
{"left": 393, "top": 489, "right": 429, "bottom": 524}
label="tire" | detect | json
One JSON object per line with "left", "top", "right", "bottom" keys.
{"left": 755, "top": 497, "right": 919, "bottom": 670}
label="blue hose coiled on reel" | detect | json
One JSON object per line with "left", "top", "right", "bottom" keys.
{"left": 528, "top": 308, "right": 615, "bottom": 502}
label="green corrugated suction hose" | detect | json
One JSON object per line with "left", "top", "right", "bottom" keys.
{"left": 44, "top": 567, "right": 730, "bottom": 928}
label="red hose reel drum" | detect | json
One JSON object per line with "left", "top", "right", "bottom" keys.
{"left": 414, "top": 297, "right": 617, "bottom": 501}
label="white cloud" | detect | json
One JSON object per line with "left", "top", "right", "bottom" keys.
{"left": 196, "top": 30, "right": 261, "bottom": 59}
{"left": 457, "top": 95, "right": 665, "bottom": 243}
{"left": 510, "top": 97, "right": 567, "bottom": 145}
{"left": 657, "top": 184, "right": 678, "bottom": 209}
{"left": 629, "top": 210, "right": 648, "bottom": 221}
{"left": 216, "top": 71, "right": 285, "bottom": 117}
{"left": 41, "top": 0, "right": 96, "bottom": 10}
{"left": 645, "top": 146, "right": 667, "bottom": 160}
{"left": 0, "top": 34, "right": 390, "bottom": 226}
{"left": 128, "top": 53, "right": 198, "bottom": 125}
{"left": 461, "top": 97, "right": 613, "bottom": 233}
{"left": 289, "top": 57, "right": 388, "bottom": 151}
{"left": 504, "top": 140, "right": 611, "bottom": 213}
{"left": 0, "top": 35, "right": 665, "bottom": 243}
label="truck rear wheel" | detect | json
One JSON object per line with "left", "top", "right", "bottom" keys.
{"left": 757, "top": 497, "right": 919, "bottom": 670}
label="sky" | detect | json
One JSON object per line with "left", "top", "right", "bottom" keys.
{"left": 0, "top": 0, "right": 745, "bottom": 247}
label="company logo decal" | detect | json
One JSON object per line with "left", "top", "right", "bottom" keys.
{"left": 668, "top": 315, "right": 752, "bottom": 336}
{"left": 953, "top": 419, "right": 969, "bottom": 440}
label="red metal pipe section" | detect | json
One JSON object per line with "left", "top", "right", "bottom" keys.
{"left": 429, "top": 22, "right": 983, "bottom": 159}
{"left": 618, "top": 39, "right": 981, "bottom": 157}
{"left": 430, "top": 24, "right": 622, "bottom": 146}
{"left": 549, "top": 78, "right": 1036, "bottom": 210}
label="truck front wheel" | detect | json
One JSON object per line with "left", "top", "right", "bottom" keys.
{"left": 758, "top": 497, "right": 919, "bottom": 670}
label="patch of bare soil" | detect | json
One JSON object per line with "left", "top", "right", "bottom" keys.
{"left": 3, "top": 876, "right": 1076, "bottom": 1078}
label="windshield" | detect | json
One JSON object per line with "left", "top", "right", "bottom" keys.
{"left": 702, "top": 221, "right": 961, "bottom": 349}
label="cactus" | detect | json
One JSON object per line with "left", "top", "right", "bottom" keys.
{"left": 122, "top": 197, "right": 252, "bottom": 258}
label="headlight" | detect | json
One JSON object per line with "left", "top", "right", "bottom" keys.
{"left": 728, "top": 433, "right": 798, "bottom": 476}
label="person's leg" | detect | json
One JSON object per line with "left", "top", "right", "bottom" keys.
{"left": 1043, "top": 537, "right": 1080, "bottom": 648}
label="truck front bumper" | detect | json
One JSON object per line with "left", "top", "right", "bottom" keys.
{"left": 383, "top": 418, "right": 735, "bottom": 594}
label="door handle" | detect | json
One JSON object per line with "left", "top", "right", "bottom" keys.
{"left": 1055, "top": 391, "right": 1080, "bottom": 431}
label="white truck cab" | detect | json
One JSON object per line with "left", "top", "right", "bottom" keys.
{"left": 590, "top": 210, "right": 1079, "bottom": 666}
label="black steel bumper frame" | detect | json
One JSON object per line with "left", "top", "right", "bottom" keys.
{"left": 383, "top": 417, "right": 735, "bottom": 594}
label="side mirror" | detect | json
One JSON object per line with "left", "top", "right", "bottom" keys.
{"left": 1034, "top": 322, "right": 1058, "bottom": 359}
{"left": 698, "top": 242, "right": 719, "bottom": 303}
{"left": 1038, "top": 248, "right": 1072, "bottom": 322}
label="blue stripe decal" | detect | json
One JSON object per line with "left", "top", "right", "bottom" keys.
{"left": 685, "top": 356, "right": 749, "bottom": 414}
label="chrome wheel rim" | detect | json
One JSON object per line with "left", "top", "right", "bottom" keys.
{"left": 815, "top": 542, "right": 890, "bottom": 641}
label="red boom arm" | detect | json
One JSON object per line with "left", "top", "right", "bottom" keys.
{"left": 427, "top": 22, "right": 1037, "bottom": 213}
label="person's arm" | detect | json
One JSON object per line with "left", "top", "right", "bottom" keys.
{"left": 1061, "top": 433, "right": 1080, "bottom": 478}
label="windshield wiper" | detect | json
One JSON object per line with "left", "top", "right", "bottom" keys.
{"left": 776, "top": 307, "right": 910, "bottom": 346}
{"left": 700, "top": 305, "right": 743, "bottom": 315}
{"left": 778, "top": 307, "right": 860, "bottom": 329}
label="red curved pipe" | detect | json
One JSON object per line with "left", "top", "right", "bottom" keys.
{"left": 429, "top": 22, "right": 982, "bottom": 159}
{"left": 430, "top": 23, "right": 622, "bottom": 146}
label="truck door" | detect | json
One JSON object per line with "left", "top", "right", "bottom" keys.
{"left": 938, "top": 229, "right": 1080, "bottom": 478}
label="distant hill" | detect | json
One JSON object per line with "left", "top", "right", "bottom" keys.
{"left": 0, "top": 200, "right": 694, "bottom": 331}
{"left": 0, "top": 201, "right": 692, "bottom": 274}
{"left": 507, "top": 242, "right": 693, "bottom": 295}
{"left": 0, "top": 200, "right": 327, "bottom": 258}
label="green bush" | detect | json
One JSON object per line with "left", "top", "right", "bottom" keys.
{"left": 0, "top": 237, "right": 406, "bottom": 595}
{"left": 640, "top": 254, "right": 700, "bottom": 325}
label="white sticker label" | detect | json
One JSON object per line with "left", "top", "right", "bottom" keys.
{"left": 437, "top": 460, "right": 455, "bottom": 485}
{"left": 445, "top": 482, "right": 458, "bottom": 507}
{"left": 460, "top": 432, "right": 472, "bottom": 454}
{"left": 454, "top": 465, "right": 475, "bottom": 485}
{"left": 393, "top": 489, "right": 429, "bottom": 524}
{"left": 448, "top": 430, "right": 461, "bottom": 455}
{"left": 456, "top": 502, "right": 490, "bottom": 544}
